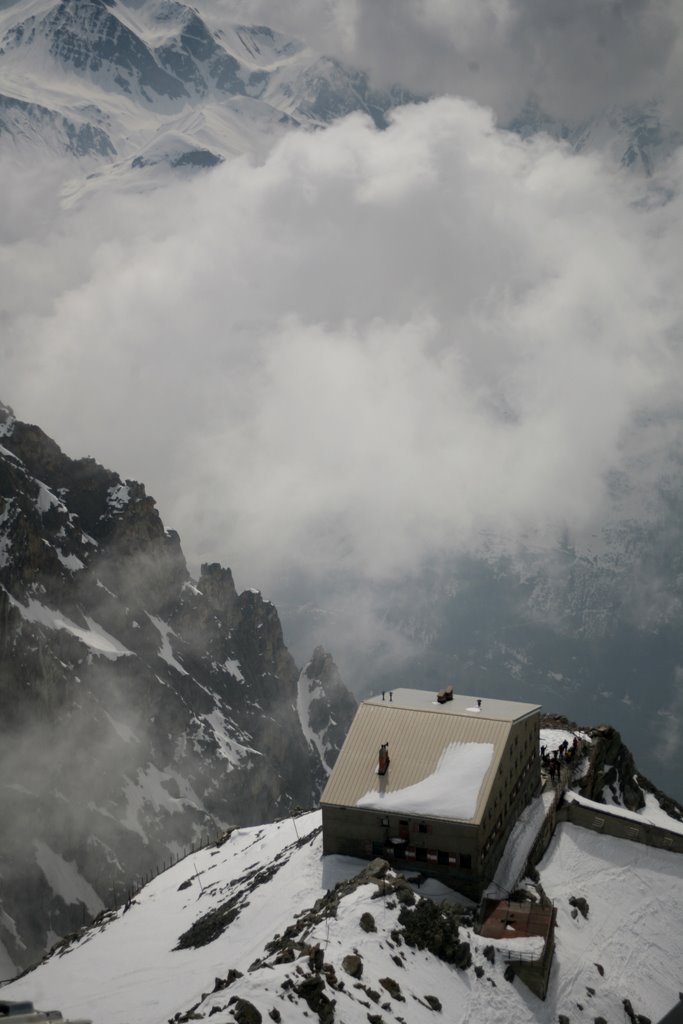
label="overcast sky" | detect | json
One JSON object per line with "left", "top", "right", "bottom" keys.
{"left": 2, "top": 0, "right": 683, "bottom": 770}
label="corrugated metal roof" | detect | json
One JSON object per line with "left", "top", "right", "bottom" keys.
{"left": 321, "top": 692, "right": 525, "bottom": 824}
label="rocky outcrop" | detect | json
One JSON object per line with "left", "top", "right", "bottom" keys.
{"left": 543, "top": 713, "right": 683, "bottom": 822}
{"left": 296, "top": 647, "right": 356, "bottom": 774}
{"left": 0, "top": 401, "right": 354, "bottom": 973}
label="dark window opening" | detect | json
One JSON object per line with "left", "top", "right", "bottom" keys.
{"left": 460, "top": 854, "right": 472, "bottom": 870}
{"left": 437, "top": 850, "right": 449, "bottom": 865}
{"left": 415, "top": 847, "right": 427, "bottom": 862}
{"left": 418, "top": 822, "right": 429, "bottom": 834}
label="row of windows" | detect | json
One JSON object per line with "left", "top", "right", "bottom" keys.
{"left": 371, "top": 840, "right": 472, "bottom": 871}
{"left": 379, "top": 816, "right": 430, "bottom": 835}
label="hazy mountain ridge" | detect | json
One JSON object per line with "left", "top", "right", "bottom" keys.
{"left": 0, "top": 401, "right": 356, "bottom": 975}
{"left": 0, "top": 0, "right": 418, "bottom": 184}
{"left": 1, "top": 0, "right": 676, "bottom": 197}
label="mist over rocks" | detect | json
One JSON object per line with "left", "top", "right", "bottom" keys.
{"left": 297, "top": 646, "right": 357, "bottom": 774}
{"left": 0, "top": 401, "right": 355, "bottom": 974}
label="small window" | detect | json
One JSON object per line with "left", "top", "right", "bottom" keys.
{"left": 437, "top": 850, "right": 449, "bottom": 865}
{"left": 415, "top": 847, "right": 427, "bottom": 862}
{"left": 460, "top": 854, "right": 472, "bottom": 870}
{"left": 418, "top": 822, "right": 429, "bottom": 834}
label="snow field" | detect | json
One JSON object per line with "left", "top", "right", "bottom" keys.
{"left": 2, "top": 814, "right": 682, "bottom": 1024}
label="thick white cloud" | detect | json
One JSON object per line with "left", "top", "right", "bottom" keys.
{"left": 2, "top": 98, "right": 683, "bottom": 592}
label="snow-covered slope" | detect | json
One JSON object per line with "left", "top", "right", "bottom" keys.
{"left": 2, "top": 810, "right": 681, "bottom": 1024}
{"left": 0, "top": 0, "right": 415, "bottom": 195}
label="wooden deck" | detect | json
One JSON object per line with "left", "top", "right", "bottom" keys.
{"left": 479, "top": 898, "right": 553, "bottom": 943}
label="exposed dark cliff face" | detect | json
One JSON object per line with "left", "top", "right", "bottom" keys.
{"left": 0, "top": 401, "right": 355, "bottom": 973}
{"left": 542, "top": 712, "right": 683, "bottom": 822}
{"left": 297, "top": 645, "right": 358, "bottom": 774}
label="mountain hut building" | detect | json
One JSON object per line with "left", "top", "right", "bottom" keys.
{"left": 320, "top": 688, "right": 541, "bottom": 898}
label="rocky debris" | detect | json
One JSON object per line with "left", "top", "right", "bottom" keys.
{"left": 623, "top": 998, "right": 652, "bottom": 1024}
{"left": 568, "top": 896, "right": 589, "bottom": 920}
{"left": 294, "top": 973, "right": 335, "bottom": 1024}
{"left": 177, "top": 830, "right": 321, "bottom": 950}
{"left": 504, "top": 965, "right": 516, "bottom": 983}
{"left": 379, "top": 977, "right": 404, "bottom": 1002}
{"left": 228, "top": 997, "right": 262, "bottom": 1024}
{"left": 558, "top": 1016, "right": 570, "bottom": 1024}
{"left": 594, "top": 963, "right": 605, "bottom": 976}
{"left": 360, "top": 913, "right": 377, "bottom": 933}
{"left": 546, "top": 715, "right": 683, "bottom": 825}
{"left": 424, "top": 995, "right": 442, "bottom": 1012}
{"left": 342, "top": 954, "right": 363, "bottom": 978}
{"left": 170, "top": 1003, "right": 202, "bottom": 1022}
{"left": 213, "top": 971, "right": 243, "bottom": 992}
{"left": 579, "top": 725, "right": 645, "bottom": 811}
{"left": 263, "top": 859, "right": 403, "bottom": 964}
{"left": 397, "top": 899, "right": 471, "bottom": 969}
{"left": 483, "top": 945, "right": 495, "bottom": 964}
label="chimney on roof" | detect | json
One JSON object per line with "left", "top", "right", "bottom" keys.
{"left": 378, "top": 742, "right": 390, "bottom": 775}
{"left": 389, "top": 691, "right": 393, "bottom": 702}
{"left": 436, "top": 686, "right": 453, "bottom": 704}
{"left": 382, "top": 691, "right": 385, "bottom": 701}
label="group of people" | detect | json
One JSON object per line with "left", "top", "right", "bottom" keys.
{"left": 540, "top": 735, "right": 580, "bottom": 781}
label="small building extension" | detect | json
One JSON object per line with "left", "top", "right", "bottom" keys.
{"left": 321, "top": 688, "right": 541, "bottom": 898}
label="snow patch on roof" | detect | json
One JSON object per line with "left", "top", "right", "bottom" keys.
{"left": 357, "top": 741, "right": 493, "bottom": 820}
